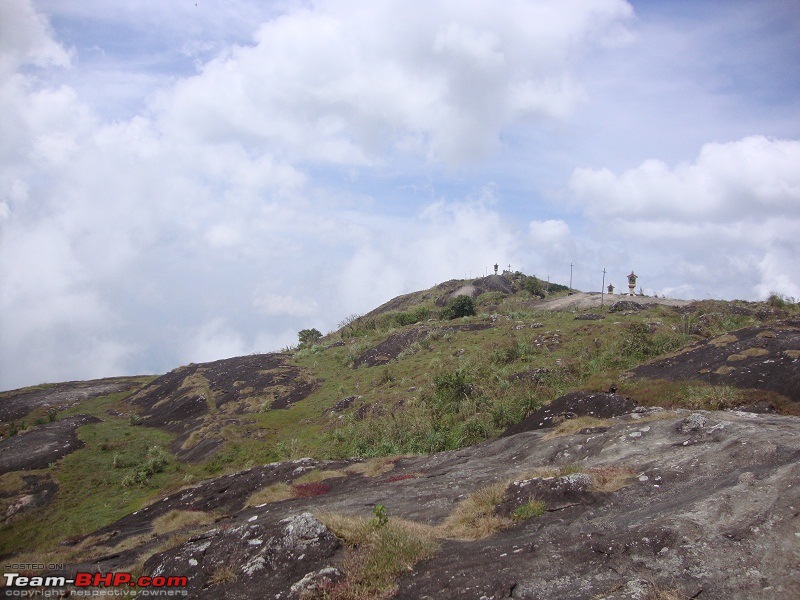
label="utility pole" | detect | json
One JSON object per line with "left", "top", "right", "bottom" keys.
{"left": 601, "top": 268, "right": 606, "bottom": 306}
{"left": 569, "top": 263, "right": 573, "bottom": 294}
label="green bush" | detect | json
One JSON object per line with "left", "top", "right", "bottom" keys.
{"left": 442, "top": 295, "right": 476, "bottom": 320}
{"left": 393, "top": 306, "right": 431, "bottom": 327}
{"left": 121, "top": 445, "right": 170, "bottom": 487}
{"left": 521, "top": 276, "right": 546, "bottom": 298}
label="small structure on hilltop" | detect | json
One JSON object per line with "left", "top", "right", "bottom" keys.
{"left": 627, "top": 271, "right": 638, "bottom": 296}
{"left": 607, "top": 283, "right": 615, "bottom": 294}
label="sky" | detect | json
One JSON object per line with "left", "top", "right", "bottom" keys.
{"left": 1, "top": 0, "right": 799, "bottom": 390}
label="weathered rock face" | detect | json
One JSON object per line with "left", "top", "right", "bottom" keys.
{"left": 501, "top": 391, "right": 638, "bottom": 437}
{"left": 633, "top": 317, "right": 800, "bottom": 404}
{"left": 57, "top": 408, "right": 800, "bottom": 600}
{"left": 395, "top": 411, "right": 800, "bottom": 599}
{"left": 143, "top": 513, "right": 340, "bottom": 599}
{"left": 126, "top": 354, "right": 318, "bottom": 461}
{"left": 0, "top": 414, "right": 101, "bottom": 475}
{"left": 0, "top": 377, "right": 143, "bottom": 423}
{"left": 353, "top": 323, "right": 493, "bottom": 367}
{"left": 610, "top": 300, "right": 645, "bottom": 312}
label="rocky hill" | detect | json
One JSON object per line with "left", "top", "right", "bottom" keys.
{"left": 1, "top": 275, "right": 798, "bottom": 599}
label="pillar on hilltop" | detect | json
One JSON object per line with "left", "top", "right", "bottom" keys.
{"left": 627, "top": 271, "right": 638, "bottom": 296}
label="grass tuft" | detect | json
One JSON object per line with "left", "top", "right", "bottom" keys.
{"left": 512, "top": 500, "right": 546, "bottom": 521}
{"left": 439, "top": 482, "right": 512, "bottom": 540}
{"left": 318, "top": 513, "right": 439, "bottom": 599}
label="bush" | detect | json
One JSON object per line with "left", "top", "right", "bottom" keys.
{"left": 767, "top": 291, "right": 797, "bottom": 309}
{"left": 121, "top": 445, "right": 169, "bottom": 487}
{"left": 393, "top": 306, "right": 431, "bottom": 327}
{"left": 521, "top": 275, "right": 546, "bottom": 298}
{"left": 298, "top": 328, "right": 322, "bottom": 346}
{"left": 442, "top": 295, "right": 475, "bottom": 320}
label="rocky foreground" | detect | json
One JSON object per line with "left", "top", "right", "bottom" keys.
{"left": 40, "top": 402, "right": 800, "bottom": 599}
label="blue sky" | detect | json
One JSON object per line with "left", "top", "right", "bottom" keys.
{"left": 1, "top": 0, "right": 799, "bottom": 389}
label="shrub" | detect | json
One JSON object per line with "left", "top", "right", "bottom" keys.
{"left": 521, "top": 276, "right": 545, "bottom": 298}
{"left": 121, "top": 445, "right": 169, "bottom": 487}
{"left": 442, "top": 295, "right": 475, "bottom": 320}
{"left": 393, "top": 306, "right": 431, "bottom": 327}
{"left": 371, "top": 504, "right": 389, "bottom": 528}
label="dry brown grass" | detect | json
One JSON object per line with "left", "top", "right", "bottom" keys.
{"left": 543, "top": 416, "right": 612, "bottom": 439}
{"left": 209, "top": 564, "right": 237, "bottom": 585}
{"left": 295, "top": 468, "right": 348, "bottom": 484}
{"left": 152, "top": 509, "right": 215, "bottom": 533}
{"left": 727, "top": 348, "right": 769, "bottom": 361}
{"left": 587, "top": 465, "right": 636, "bottom": 492}
{"left": 708, "top": 334, "right": 738, "bottom": 347}
{"left": 343, "top": 456, "right": 411, "bottom": 477}
{"left": 439, "top": 482, "right": 512, "bottom": 540}
{"left": 513, "top": 464, "right": 583, "bottom": 480}
{"left": 245, "top": 482, "right": 295, "bottom": 507}
{"left": 318, "top": 513, "right": 439, "bottom": 599}
{"left": 642, "top": 586, "right": 688, "bottom": 600}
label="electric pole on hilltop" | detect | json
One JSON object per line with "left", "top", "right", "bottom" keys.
{"left": 569, "top": 263, "right": 573, "bottom": 294}
{"left": 601, "top": 268, "right": 606, "bottom": 306}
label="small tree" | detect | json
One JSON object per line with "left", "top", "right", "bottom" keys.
{"left": 298, "top": 328, "right": 322, "bottom": 347}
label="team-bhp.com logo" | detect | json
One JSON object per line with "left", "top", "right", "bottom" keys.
{"left": 3, "top": 571, "right": 188, "bottom": 597}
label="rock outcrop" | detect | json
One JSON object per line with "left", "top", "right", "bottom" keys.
{"left": 37, "top": 407, "right": 800, "bottom": 600}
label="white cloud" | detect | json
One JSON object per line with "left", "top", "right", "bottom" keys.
{"left": 0, "top": 0, "right": 71, "bottom": 76}
{"left": 570, "top": 136, "right": 800, "bottom": 299}
{"left": 184, "top": 318, "right": 250, "bottom": 364}
{"left": 155, "top": 0, "right": 634, "bottom": 166}
{"left": 253, "top": 293, "right": 320, "bottom": 317}
{"left": 571, "top": 136, "right": 800, "bottom": 221}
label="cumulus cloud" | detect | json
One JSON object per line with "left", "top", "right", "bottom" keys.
{"left": 570, "top": 136, "right": 800, "bottom": 298}
{"left": 0, "top": 0, "right": 70, "bottom": 76}
{"left": 156, "top": 0, "right": 633, "bottom": 165}
{"left": 571, "top": 136, "right": 800, "bottom": 221}
{"left": 253, "top": 292, "right": 320, "bottom": 317}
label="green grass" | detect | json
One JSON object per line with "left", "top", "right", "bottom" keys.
{"left": 0, "top": 387, "right": 188, "bottom": 559}
{"left": 512, "top": 500, "right": 546, "bottom": 521}
{"left": 311, "top": 302, "right": 698, "bottom": 458}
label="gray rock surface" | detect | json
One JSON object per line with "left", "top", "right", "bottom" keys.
{"left": 60, "top": 408, "right": 800, "bottom": 599}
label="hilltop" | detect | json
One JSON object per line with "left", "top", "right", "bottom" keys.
{"left": 1, "top": 273, "right": 799, "bottom": 599}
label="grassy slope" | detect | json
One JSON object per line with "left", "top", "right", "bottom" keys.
{"left": 1, "top": 281, "right": 795, "bottom": 561}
